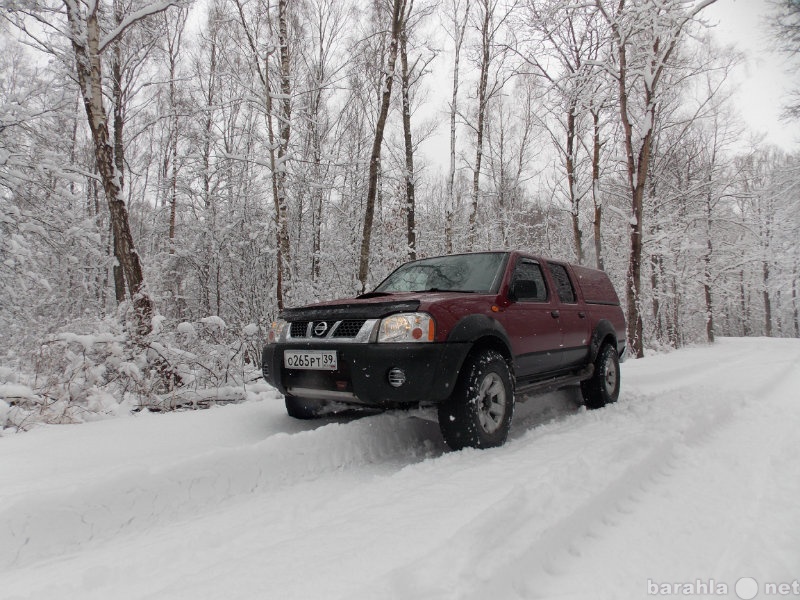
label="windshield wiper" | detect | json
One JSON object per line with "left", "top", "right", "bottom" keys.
{"left": 356, "top": 291, "right": 394, "bottom": 299}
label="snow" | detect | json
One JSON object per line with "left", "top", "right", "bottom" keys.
{"left": 198, "top": 315, "right": 226, "bottom": 330}
{"left": 1, "top": 338, "right": 799, "bottom": 600}
{"left": 176, "top": 321, "right": 196, "bottom": 336}
{"left": 241, "top": 323, "right": 259, "bottom": 336}
{"left": 0, "top": 384, "right": 37, "bottom": 400}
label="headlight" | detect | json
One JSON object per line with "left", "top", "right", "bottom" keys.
{"left": 266, "top": 319, "right": 287, "bottom": 343}
{"left": 378, "top": 313, "right": 435, "bottom": 343}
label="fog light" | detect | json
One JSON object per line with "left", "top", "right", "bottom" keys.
{"left": 387, "top": 367, "right": 406, "bottom": 388}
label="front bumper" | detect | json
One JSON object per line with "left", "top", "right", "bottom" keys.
{"left": 261, "top": 341, "right": 471, "bottom": 407}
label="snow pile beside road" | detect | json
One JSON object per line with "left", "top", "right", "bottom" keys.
{"left": 0, "top": 316, "right": 266, "bottom": 432}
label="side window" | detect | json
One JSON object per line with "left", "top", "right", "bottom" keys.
{"left": 511, "top": 261, "right": 547, "bottom": 302}
{"left": 548, "top": 263, "right": 576, "bottom": 304}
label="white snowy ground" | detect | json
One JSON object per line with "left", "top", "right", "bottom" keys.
{"left": 1, "top": 337, "right": 799, "bottom": 600}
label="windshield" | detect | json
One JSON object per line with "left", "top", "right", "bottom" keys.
{"left": 374, "top": 252, "right": 508, "bottom": 294}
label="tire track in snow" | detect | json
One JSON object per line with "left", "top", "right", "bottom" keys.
{"left": 355, "top": 398, "right": 738, "bottom": 600}
{"left": 353, "top": 343, "right": 800, "bottom": 600}
{"left": 478, "top": 348, "right": 800, "bottom": 599}
{"left": 0, "top": 411, "right": 445, "bottom": 570}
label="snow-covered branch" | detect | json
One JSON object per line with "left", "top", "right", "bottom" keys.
{"left": 98, "top": 0, "right": 185, "bottom": 53}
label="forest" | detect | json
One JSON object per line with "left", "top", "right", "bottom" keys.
{"left": 0, "top": 0, "right": 798, "bottom": 430}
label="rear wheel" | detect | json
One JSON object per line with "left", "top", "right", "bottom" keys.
{"left": 581, "top": 343, "right": 620, "bottom": 409}
{"left": 438, "top": 349, "right": 514, "bottom": 450}
{"left": 285, "top": 395, "right": 328, "bottom": 419}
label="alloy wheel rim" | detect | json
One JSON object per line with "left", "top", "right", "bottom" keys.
{"left": 604, "top": 359, "right": 618, "bottom": 395}
{"left": 477, "top": 372, "right": 506, "bottom": 434}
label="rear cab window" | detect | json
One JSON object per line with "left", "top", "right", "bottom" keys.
{"left": 547, "top": 263, "right": 577, "bottom": 304}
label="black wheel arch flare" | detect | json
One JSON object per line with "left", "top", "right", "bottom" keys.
{"left": 445, "top": 314, "right": 515, "bottom": 372}
{"left": 589, "top": 319, "right": 619, "bottom": 362}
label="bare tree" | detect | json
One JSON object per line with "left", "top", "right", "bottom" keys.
{"left": 769, "top": 0, "right": 800, "bottom": 119}
{"left": 358, "top": 0, "right": 407, "bottom": 292}
{"left": 296, "top": 0, "right": 350, "bottom": 283}
{"left": 4, "top": 0, "right": 185, "bottom": 336}
{"left": 596, "top": 0, "right": 718, "bottom": 357}
{"left": 399, "top": 1, "right": 417, "bottom": 260}
{"left": 519, "top": 0, "right": 609, "bottom": 265}
{"left": 444, "top": 0, "right": 470, "bottom": 253}
{"left": 234, "top": 0, "right": 294, "bottom": 309}
{"left": 160, "top": 7, "right": 187, "bottom": 252}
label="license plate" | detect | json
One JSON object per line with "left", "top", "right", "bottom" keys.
{"left": 284, "top": 350, "right": 338, "bottom": 371}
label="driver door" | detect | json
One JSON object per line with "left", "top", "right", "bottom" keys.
{"left": 500, "top": 258, "right": 562, "bottom": 378}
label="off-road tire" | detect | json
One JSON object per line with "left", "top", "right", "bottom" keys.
{"left": 581, "top": 343, "right": 620, "bottom": 409}
{"left": 438, "top": 349, "right": 514, "bottom": 450}
{"left": 285, "top": 395, "right": 328, "bottom": 419}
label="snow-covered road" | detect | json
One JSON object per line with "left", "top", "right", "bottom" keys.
{"left": 2, "top": 338, "right": 799, "bottom": 600}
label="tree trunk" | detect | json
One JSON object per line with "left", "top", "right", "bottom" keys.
{"left": 792, "top": 263, "right": 799, "bottom": 338}
{"left": 111, "top": 6, "right": 127, "bottom": 305}
{"left": 446, "top": 0, "right": 469, "bottom": 255}
{"left": 467, "top": 0, "right": 491, "bottom": 249}
{"left": 617, "top": 61, "right": 650, "bottom": 358}
{"left": 591, "top": 110, "right": 604, "bottom": 270}
{"left": 167, "top": 39, "right": 179, "bottom": 251}
{"left": 740, "top": 269, "right": 750, "bottom": 336}
{"left": 703, "top": 184, "right": 715, "bottom": 343}
{"left": 703, "top": 254, "right": 714, "bottom": 343}
{"left": 276, "top": 0, "right": 293, "bottom": 306}
{"left": 65, "top": 0, "right": 155, "bottom": 336}
{"left": 763, "top": 261, "right": 772, "bottom": 336}
{"left": 400, "top": 26, "right": 416, "bottom": 261}
{"left": 310, "top": 88, "right": 324, "bottom": 282}
{"left": 358, "top": 0, "right": 405, "bottom": 291}
{"left": 565, "top": 105, "right": 583, "bottom": 264}
{"left": 650, "top": 253, "right": 662, "bottom": 342}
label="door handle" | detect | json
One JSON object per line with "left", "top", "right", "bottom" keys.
{"left": 550, "top": 310, "right": 560, "bottom": 318}
{"left": 578, "top": 311, "right": 586, "bottom": 319}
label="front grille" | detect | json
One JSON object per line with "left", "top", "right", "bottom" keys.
{"left": 262, "top": 361, "right": 269, "bottom": 380}
{"left": 333, "top": 320, "right": 367, "bottom": 338}
{"left": 287, "top": 318, "right": 369, "bottom": 340}
{"left": 290, "top": 321, "right": 309, "bottom": 338}
{"left": 311, "top": 321, "right": 332, "bottom": 337}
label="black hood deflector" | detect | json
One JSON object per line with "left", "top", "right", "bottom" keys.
{"left": 280, "top": 300, "right": 421, "bottom": 322}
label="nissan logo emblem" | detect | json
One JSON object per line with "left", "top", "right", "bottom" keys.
{"left": 313, "top": 321, "right": 329, "bottom": 337}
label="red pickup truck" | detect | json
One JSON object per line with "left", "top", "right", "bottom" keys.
{"left": 262, "top": 251, "right": 626, "bottom": 450}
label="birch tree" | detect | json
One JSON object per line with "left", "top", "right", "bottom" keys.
{"left": 295, "top": 0, "right": 350, "bottom": 283}
{"left": 519, "top": 0, "right": 609, "bottom": 265}
{"left": 466, "top": 0, "right": 515, "bottom": 249}
{"left": 443, "top": 0, "right": 470, "bottom": 253}
{"left": 233, "top": 0, "right": 294, "bottom": 310}
{"left": 4, "top": 0, "right": 185, "bottom": 336}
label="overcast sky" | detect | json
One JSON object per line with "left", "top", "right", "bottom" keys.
{"left": 415, "top": 0, "right": 800, "bottom": 174}
{"left": 705, "top": 0, "right": 800, "bottom": 150}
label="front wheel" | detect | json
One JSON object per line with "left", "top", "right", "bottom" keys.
{"left": 438, "top": 349, "right": 514, "bottom": 450}
{"left": 581, "top": 343, "right": 620, "bottom": 409}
